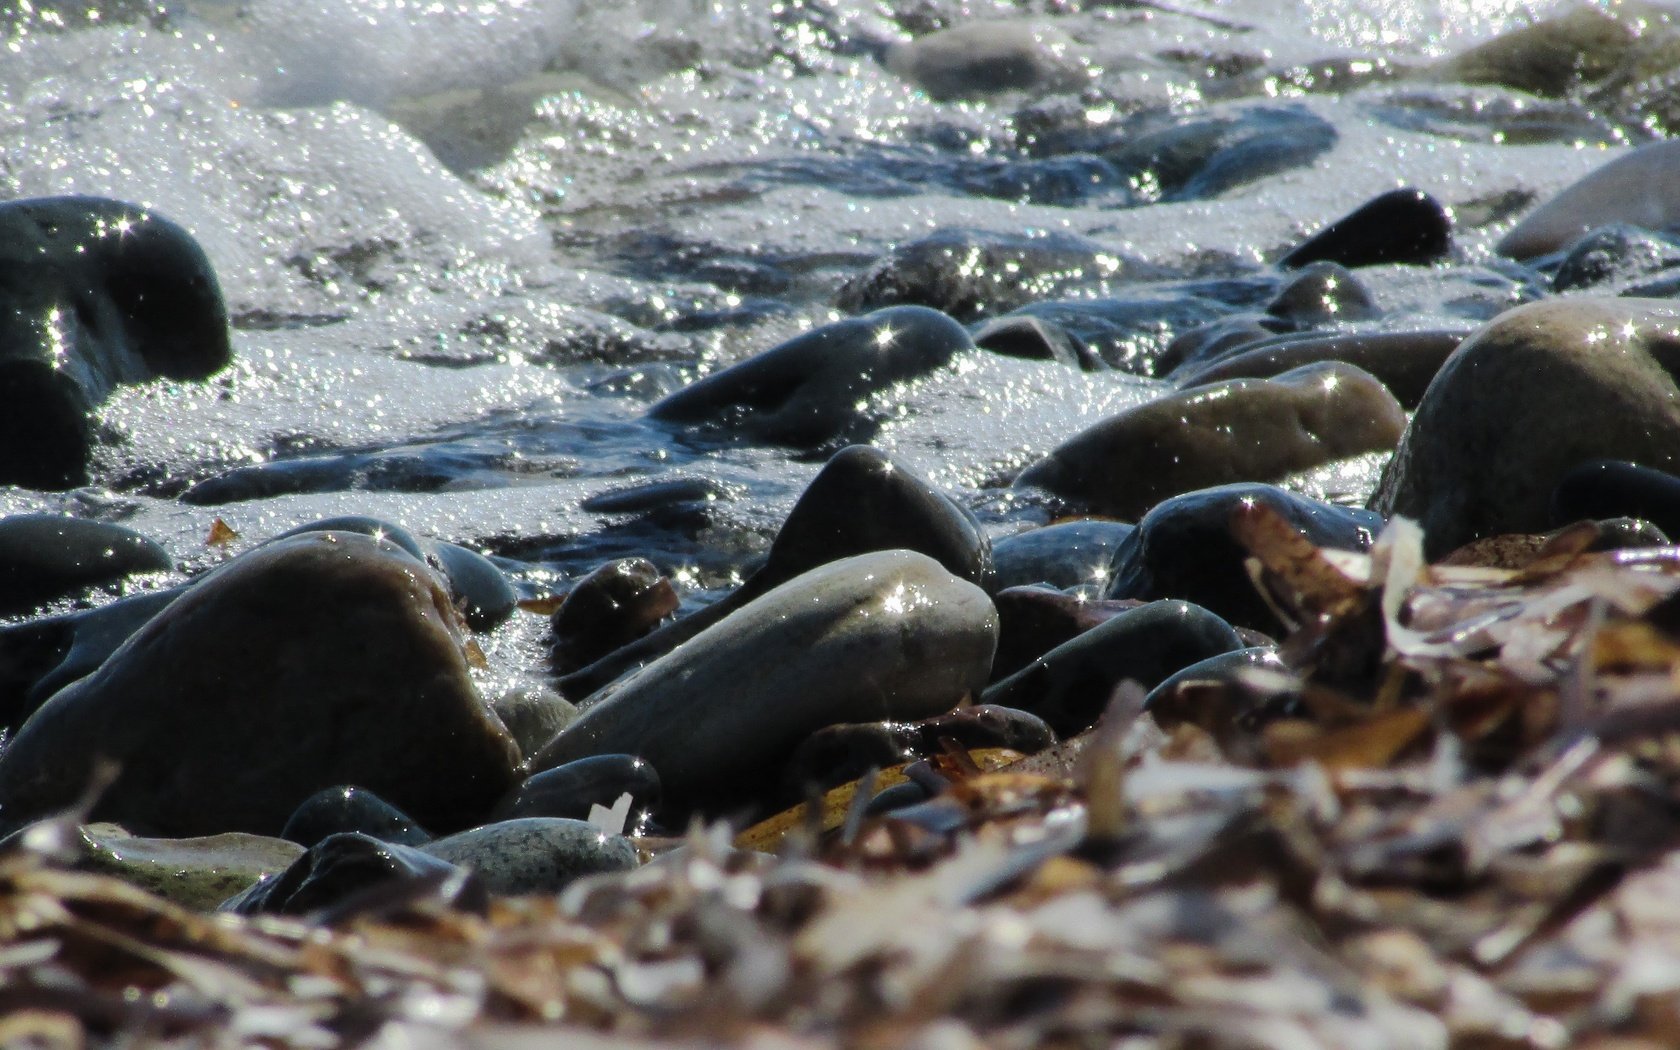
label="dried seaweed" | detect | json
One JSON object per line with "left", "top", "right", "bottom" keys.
{"left": 12, "top": 517, "right": 1680, "bottom": 1047}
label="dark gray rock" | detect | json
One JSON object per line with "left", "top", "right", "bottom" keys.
{"left": 649, "top": 305, "right": 974, "bottom": 447}
{"left": 281, "top": 786, "right": 431, "bottom": 849}
{"left": 971, "top": 314, "right": 1104, "bottom": 371}
{"left": 981, "top": 599, "right": 1243, "bottom": 737}
{"left": 492, "top": 754, "right": 661, "bottom": 824}
{"left": 1266, "top": 261, "right": 1380, "bottom": 328}
{"left": 1551, "top": 224, "right": 1680, "bottom": 292}
{"left": 221, "top": 831, "right": 484, "bottom": 916}
{"left": 990, "top": 585, "right": 1142, "bottom": 682}
{"left": 0, "top": 196, "right": 230, "bottom": 490}
{"left": 1372, "top": 298, "right": 1680, "bottom": 557}
{"left": 0, "top": 514, "right": 171, "bottom": 616}
{"left": 1279, "top": 188, "right": 1452, "bottom": 270}
{"left": 1552, "top": 459, "right": 1680, "bottom": 536}
{"left": 559, "top": 445, "right": 993, "bottom": 699}
{"left": 1105, "top": 483, "right": 1383, "bottom": 633}
{"left": 550, "top": 558, "right": 678, "bottom": 675}
{"left": 1171, "top": 329, "right": 1467, "bottom": 408}
{"left": 990, "top": 519, "right": 1135, "bottom": 592}
{"left": 1016, "top": 362, "right": 1406, "bottom": 520}
{"left": 535, "top": 549, "right": 998, "bottom": 803}
{"left": 0, "top": 531, "right": 522, "bottom": 837}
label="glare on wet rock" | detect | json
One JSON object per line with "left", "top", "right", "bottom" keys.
{"left": 0, "top": 513, "right": 172, "bottom": 617}
{"left": 1497, "top": 140, "right": 1680, "bottom": 259}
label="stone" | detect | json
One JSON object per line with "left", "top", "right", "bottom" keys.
{"left": 420, "top": 817, "right": 638, "bottom": 896}
{"left": 990, "top": 585, "right": 1142, "bottom": 682}
{"left": 559, "top": 445, "right": 993, "bottom": 699}
{"left": 783, "top": 704, "right": 1054, "bottom": 795}
{"left": 0, "top": 514, "right": 171, "bottom": 616}
{"left": 0, "top": 196, "right": 231, "bottom": 490}
{"left": 1497, "top": 140, "right": 1680, "bottom": 259}
{"left": 491, "top": 684, "right": 580, "bottom": 760}
{"left": 1279, "top": 188, "right": 1452, "bottom": 270}
{"left": 1265, "top": 262, "right": 1380, "bottom": 328}
{"left": 1371, "top": 298, "right": 1680, "bottom": 557}
{"left": 221, "top": 831, "right": 485, "bottom": 917}
{"left": 1551, "top": 459, "right": 1680, "bottom": 537}
{"left": 534, "top": 549, "right": 998, "bottom": 803}
{"left": 1551, "top": 224, "right": 1680, "bottom": 293}
{"left": 971, "top": 314, "right": 1103, "bottom": 371}
{"left": 280, "top": 786, "right": 431, "bottom": 849}
{"left": 0, "top": 531, "right": 522, "bottom": 837}
{"left": 0, "top": 587, "right": 179, "bottom": 732}
{"left": 981, "top": 599, "right": 1244, "bottom": 737}
{"left": 883, "top": 20, "right": 1085, "bottom": 101}
{"left": 550, "top": 558, "right": 678, "bottom": 675}
{"left": 1105, "top": 483, "right": 1383, "bottom": 633}
{"left": 1016, "top": 362, "right": 1406, "bottom": 520}
{"left": 1171, "top": 329, "right": 1467, "bottom": 409}
{"left": 76, "top": 822, "right": 305, "bottom": 910}
{"left": 648, "top": 305, "right": 974, "bottom": 447}
{"left": 491, "top": 754, "right": 662, "bottom": 825}
{"left": 1156, "top": 314, "right": 1292, "bottom": 376}
{"left": 990, "top": 519, "right": 1135, "bottom": 593}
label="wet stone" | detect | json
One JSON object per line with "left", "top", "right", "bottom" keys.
{"left": 997, "top": 293, "right": 1245, "bottom": 375}
{"left": 1552, "top": 460, "right": 1680, "bottom": 538}
{"left": 0, "top": 195, "right": 231, "bottom": 490}
{"left": 882, "top": 19, "right": 1086, "bottom": 101}
{"left": 991, "top": 586, "right": 1143, "bottom": 683}
{"left": 990, "top": 520, "right": 1135, "bottom": 593}
{"left": 1372, "top": 298, "right": 1680, "bottom": 557}
{"left": 1105, "top": 483, "right": 1383, "bottom": 634}
{"left": 0, "top": 531, "right": 522, "bottom": 837}
{"left": 1016, "top": 362, "right": 1406, "bottom": 520}
{"left": 1265, "top": 261, "right": 1381, "bottom": 328}
{"left": 491, "top": 754, "right": 662, "bottom": 824}
{"left": 0, "top": 514, "right": 172, "bottom": 616}
{"left": 836, "top": 229, "right": 1147, "bottom": 324}
{"left": 550, "top": 558, "right": 679, "bottom": 676}
{"left": 649, "top": 305, "right": 974, "bottom": 448}
{"left": 428, "top": 540, "right": 517, "bottom": 632}
{"left": 280, "top": 786, "right": 431, "bottom": 849}
{"left": 1144, "top": 646, "right": 1300, "bottom": 753}
{"left": 783, "top": 704, "right": 1054, "bottom": 795}
{"left": 535, "top": 549, "right": 998, "bottom": 806}
{"left": 560, "top": 445, "right": 993, "bottom": 700}
{"left": 221, "top": 831, "right": 484, "bottom": 917}
{"left": 1498, "top": 140, "right": 1680, "bottom": 259}
{"left": 1279, "top": 188, "right": 1452, "bottom": 270}
{"left": 1171, "top": 329, "right": 1467, "bottom": 409}
{"left": 420, "top": 818, "right": 638, "bottom": 896}
{"left": 490, "top": 684, "right": 580, "bottom": 760}
{"left": 970, "top": 314, "right": 1103, "bottom": 371}
{"left": 76, "top": 822, "right": 305, "bottom": 911}
{"left": 981, "top": 599, "right": 1244, "bottom": 738}
{"left": 1156, "top": 314, "right": 1293, "bottom": 377}
{"left": 1550, "top": 224, "right": 1680, "bottom": 293}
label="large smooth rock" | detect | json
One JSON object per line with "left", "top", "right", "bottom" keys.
{"left": 0, "top": 531, "right": 522, "bottom": 837}
{"left": 0, "top": 514, "right": 171, "bottom": 616}
{"left": 421, "top": 817, "right": 638, "bottom": 895}
{"left": 990, "top": 519, "right": 1134, "bottom": 593}
{"left": 649, "top": 305, "right": 974, "bottom": 447}
{"left": 0, "top": 196, "right": 231, "bottom": 489}
{"left": 558, "top": 445, "right": 993, "bottom": 699}
{"left": 1171, "top": 329, "right": 1467, "bottom": 409}
{"left": 1497, "top": 140, "right": 1680, "bottom": 259}
{"left": 534, "top": 549, "right": 998, "bottom": 801}
{"left": 1371, "top": 298, "right": 1680, "bottom": 557}
{"left": 1016, "top": 362, "right": 1406, "bottom": 519}
{"left": 76, "top": 822, "right": 305, "bottom": 910}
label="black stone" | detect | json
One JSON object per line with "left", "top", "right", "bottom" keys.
{"left": 0, "top": 514, "right": 171, "bottom": 616}
{"left": 1279, "top": 188, "right": 1452, "bottom": 269}
{"left": 1552, "top": 459, "right": 1680, "bottom": 538}
{"left": 981, "top": 599, "right": 1244, "bottom": 737}
{"left": 221, "top": 831, "right": 481, "bottom": 916}
{"left": 550, "top": 559, "right": 678, "bottom": 675}
{"left": 649, "top": 305, "right": 974, "bottom": 447}
{"left": 280, "top": 785, "right": 432, "bottom": 849}
{"left": 1104, "top": 483, "right": 1383, "bottom": 634}
{"left": 491, "top": 754, "right": 662, "bottom": 824}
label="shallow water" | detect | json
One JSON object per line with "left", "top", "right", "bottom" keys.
{"left": 2, "top": 0, "right": 1673, "bottom": 682}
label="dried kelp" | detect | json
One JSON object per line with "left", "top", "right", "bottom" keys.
{"left": 11, "top": 516, "right": 1680, "bottom": 1047}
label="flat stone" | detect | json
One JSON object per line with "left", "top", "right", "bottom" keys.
{"left": 0, "top": 531, "right": 522, "bottom": 837}
{"left": 1371, "top": 298, "right": 1680, "bottom": 557}
{"left": 0, "top": 514, "right": 172, "bottom": 616}
{"left": 76, "top": 822, "right": 304, "bottom": 911}
{"left": 534, "top": 549, "right": 998, "bottom": 802}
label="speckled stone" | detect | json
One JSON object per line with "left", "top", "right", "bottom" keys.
{"left": 421, "top": 817, "right": 638, "bottom": 895}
